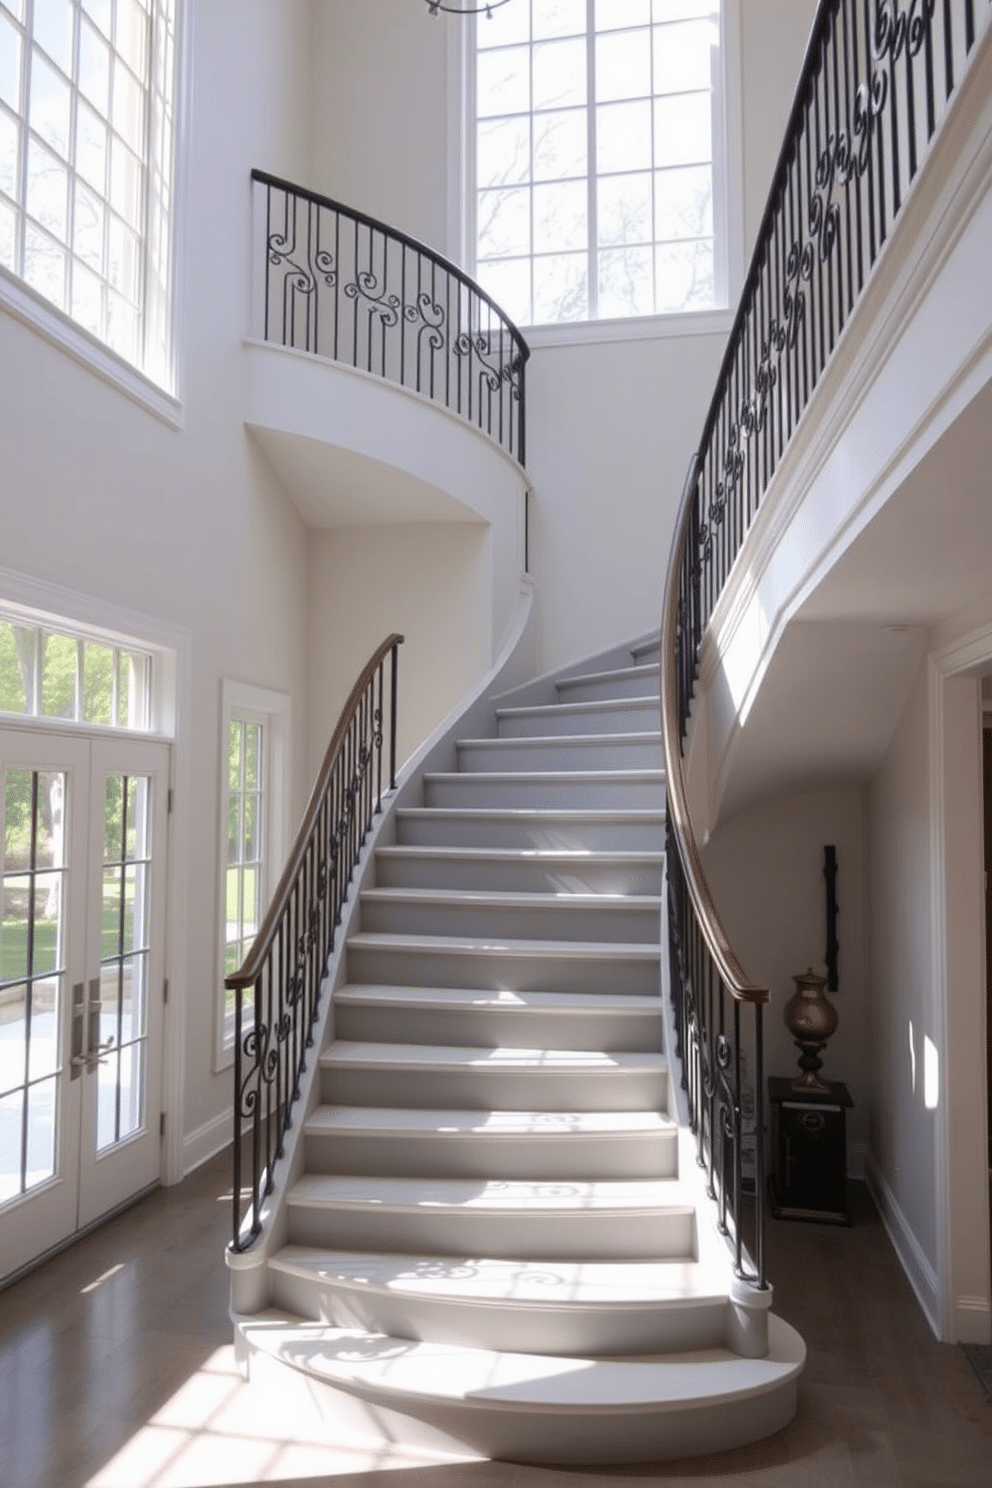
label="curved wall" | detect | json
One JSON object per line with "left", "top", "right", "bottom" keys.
{"left": 244, "top": 340, "right": 529, "bottom": 775}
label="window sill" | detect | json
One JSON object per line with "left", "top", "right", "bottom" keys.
{"left": 522, "top": 306, "right": 735, "bottom": 351}
{"left": 0, "top": 267, "right": 182, "bottom": 430}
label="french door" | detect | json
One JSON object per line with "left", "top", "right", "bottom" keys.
{"left": 0, "top": 728, "right": 169, "bottom": 1283}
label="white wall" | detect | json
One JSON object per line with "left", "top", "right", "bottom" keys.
{"left": 307, "top": 523, "right": 491, "bottom": 780}
{"left": 702, "top": 785, "right": 871, "bottom": 1168}
{"left": 525, "top": 329, "right": 727, "bottom": 671}
{"left": 0, "top": 0, "right": 316, "bottom": 1168}
{"left": 309, "top": 0, "right": 451, "bottom": 251}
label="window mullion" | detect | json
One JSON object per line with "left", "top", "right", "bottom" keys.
{"left": 17, "top": 0, "right": 33, "bottom": 278}
{"left": 650, "top": 17, "right": 658, "bottom": 316}
{"left": 586, "top": 0, "right": 596, "bottom": 320}
{"left": 528, "top": 3, "right": 535, "bottom": 327}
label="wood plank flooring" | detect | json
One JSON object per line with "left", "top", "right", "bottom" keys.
{"left": 1, "top": 1155, "right": 990, "bottom": 1487}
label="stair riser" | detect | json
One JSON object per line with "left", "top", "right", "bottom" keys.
{"left": 302, "top": 1129, "right": 678, "bottom": 1181}
{"left": 319, "top": 1063, "right": 668, "bottom": 1112}
{"left": 285, "top": 1202, "right": 694, "bottom": 1260}
{"left": 496, "top": 702, "right": 660, "bottom": 738}
{"left": 395, "top": 811, "right": 665, "bottom": 852}
{"left": 373, "top": 850, "right": 663, "bottom": 896}
{"left": 358, "top": 897, "right": 660, "bottom": 944}
{"left": 270, "top": 1273, "right": 727, "bottom": 1356}
{"left": 345, "top": 943, "right": 661, "bottom": 996}
{"left": 456, "top": 739, "right": 662, "bottom": 772}
{"left": 333, "top": 1001, "right": 663, "bottom": 1052}
{"left": 557, "top": 671, "right": 659, "bottom": 703}
{"left": 424, "top": 776, "right": 665, "bottom": 810}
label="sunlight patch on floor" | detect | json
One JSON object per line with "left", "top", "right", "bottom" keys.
{"left": 85, "top": 1345, "right": 460, "bottom": 1486}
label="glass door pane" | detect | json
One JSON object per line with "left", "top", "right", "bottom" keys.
{"left": 96, "top": 771, "right": 151, "bottom": 1151}
{"left": 77, "top": 736, "right": 167, "bottom": 1231}
{"left": 0, "top": 767, "right": 67, "bottom": 1201}
{"left": 0, "top": 729, "right": 88, "bottom": 1286}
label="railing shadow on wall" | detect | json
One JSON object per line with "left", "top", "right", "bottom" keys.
{"left": 661, "top": 0, "right": 988, "bottom": 1291}
{"left": 250, "top": 169, "right": 530, "bottom": 467}
{"left": 226, "top": 636, "right": 402, "bottom": 1254}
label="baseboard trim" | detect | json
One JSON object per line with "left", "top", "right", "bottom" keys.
{"left": 182, "top": 1112, "right": 232, "bottom": 1177}
{"left": 865, "top": 1152, "right": 941, "bottom": 1336}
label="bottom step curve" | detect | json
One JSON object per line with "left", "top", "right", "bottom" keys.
{"left": 241, "top": 1315, "right": 805, "bottom": 1466}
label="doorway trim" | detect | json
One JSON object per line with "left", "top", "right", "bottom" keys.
{"left": 931, "top": 619, "right": 992, "bottom": 1343}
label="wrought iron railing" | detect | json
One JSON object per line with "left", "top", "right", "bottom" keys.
{"left": 680, "top": 0, "right": 987, "bottom": 679}
{"left": 251, "top": 169, "right": 530, "bottom": 466}
{"left": 227, "top": 635, "right": 402, "bottom": 1253}
{"left": 661, "top": 0, "right": 989, "bottom": 1290}
{"left": 663, "top": 460, "right": 769, "bottom": 1289}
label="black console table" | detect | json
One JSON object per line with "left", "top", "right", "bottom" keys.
{"left": 769, "top": 1077, "right": 853, "bottom": 1225}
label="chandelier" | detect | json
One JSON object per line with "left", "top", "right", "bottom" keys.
{"left": 424, "top": 1, "right": 510, "bottom": 15}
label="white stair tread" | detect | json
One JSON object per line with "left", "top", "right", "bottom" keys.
{"left": 495, "top": 699, "right": 660, "bottom": 720}
{"left": 425, "top": 769, "right": 665, "bottom": 783}
{"left": 397, "top": 808, "right": 665, "bottom": 820}
{"left": 347, "top": 932, "right": 660, "bottom": 957}
{"left": 245, "top": 1318, "right": 805, "bottom": 1410}
{"left": 271, "top": 1248, "right": 725, "bottom": 1307}
{"left": 334, "top": 985, "right": 662, "bottom": 1012}
{"left": 375, "top": 846, "right": 664, "bottom": 863}
{"left": 559, "top": 662, "right": 660, "bottom": 686}
{"left": 305, "top": 1106, "right": 673, "bottom": 1137}
{"left": 322, "top": 1042, "right": 666, "bottom": 1071}
{"left": 361, "top": 887, "right": 662, "bottom": 909}
{"left": 289, "top": 1174, "right": 694, "bottom": 1215}
{"left": 457, "top": 732, "right": 663, "bottom": 746}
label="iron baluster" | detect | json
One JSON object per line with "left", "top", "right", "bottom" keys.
{"left": 227, "top": 636, "right": 404, "bottom": 1254}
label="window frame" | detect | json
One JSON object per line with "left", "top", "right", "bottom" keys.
{"left": 0, "top": 0, "right": 186, "bottom": 420}
{"left": 215, "top": 679, "right": 290, "bottom": 1071}
{"left": 453, "top": 0, "right": 744, "bottom": 342}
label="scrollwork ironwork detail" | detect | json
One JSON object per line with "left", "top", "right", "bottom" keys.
{"left": 345, "top": 269, "right": 401, "bottom": 327}
{"left": 702, "top": 0, "right": 937, "bottom": 569}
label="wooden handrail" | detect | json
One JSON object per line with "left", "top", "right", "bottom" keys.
{"left": 227, "top": 632, "right": 404, "bottom": 994}
{"left": 660, "top": 460, "right": 768, "bottom": 1007}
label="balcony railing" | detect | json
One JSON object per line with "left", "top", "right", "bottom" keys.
{"left": 661, "top": 0, "right": 989, "bottom": 1290}
{"left": 251, "top": 170, "right": 530, "bottom": 466}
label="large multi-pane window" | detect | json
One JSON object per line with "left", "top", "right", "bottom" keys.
{"left": 0, "top": 0, "right": 178, "bottom": 385}
{"left": 474, "top": 0, "right": 726, "bottom": 327}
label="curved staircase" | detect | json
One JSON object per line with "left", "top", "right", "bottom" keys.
{"left": 235, "top": 636, "right": 804, "bottom": 1465}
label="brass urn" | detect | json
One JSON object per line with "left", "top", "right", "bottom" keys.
{"left": 784, "top": 967, "right": 838, "bottom": 1093}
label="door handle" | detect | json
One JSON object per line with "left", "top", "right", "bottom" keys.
{"left": 71, "top": 977, "right": 115, "bottom": 1074}
{"left": 70, "top": 981, "right": 85, "bottom": 1080}
{"left": 86, "top": 977, "right": 114, "bottom": 1069}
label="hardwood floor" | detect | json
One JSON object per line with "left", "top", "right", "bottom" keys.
{"left": 1, "top": 1156, "right": 990, "bottom": 1488}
